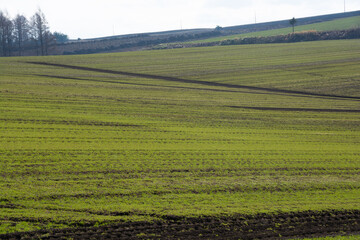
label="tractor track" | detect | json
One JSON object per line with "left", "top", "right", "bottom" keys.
{"left": 26, "top": 61, "right": 360, "bottom": 101}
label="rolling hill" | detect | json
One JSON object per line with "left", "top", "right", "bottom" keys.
{"left": 44, "top": 10, "right": 360, "bottom": 55}
{"left": 189, "top": 15, "right": 360, "bottom": 43}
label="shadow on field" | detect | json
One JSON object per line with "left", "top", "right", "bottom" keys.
{"left": 1, "top": 210, "right": 359, "bottom": 240}
{"left": 27, "top": 61, "right": 360, "bottom": 101}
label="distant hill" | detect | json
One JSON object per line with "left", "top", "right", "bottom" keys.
{"left": 190, "top": 15, "right": 360, "bottom": 44}
{"left": 221, "top": 10, "right": 360, "bottom": 34}
{"left": 24, "top": 10, "right": 360, "bottom": 56}
{"left": 75, "top": 10, "right": 360, "bottom": 43}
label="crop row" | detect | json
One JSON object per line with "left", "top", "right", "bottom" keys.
{"left": 0, "top": 40, "right": 359, "bottom": 235}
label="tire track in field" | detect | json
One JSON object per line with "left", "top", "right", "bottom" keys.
{"left": 35, "top": 74, "right": 350, "bottom": 101}
{"left": 228, "top": 106, "right": 360, "bottom": 113}
{"left": 26, "top": 61, "right": 360, "bottom": 101}
{"left": 34, "top": 74, "right": 267, "bottom": 95}
{"left": 0, "top": 118, "right": 141, "bottom": 127}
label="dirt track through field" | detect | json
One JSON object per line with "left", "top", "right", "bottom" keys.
{"left": 1, "top": 210, "right": 359, "bottom": 239}
{"left": 26, "top": 62, "right": 360, "bottom": 101}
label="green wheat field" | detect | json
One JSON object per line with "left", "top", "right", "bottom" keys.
{"left": 0, "top": 39, "right": 359, "bottom": 238}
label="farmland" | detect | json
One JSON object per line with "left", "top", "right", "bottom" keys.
{"left": 190, "top": 15, "right": 360, "bottom": 43}
{"left": 0, "top": 39, "right": 360, "bottom": 239}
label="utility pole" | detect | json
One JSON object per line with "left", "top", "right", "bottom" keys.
{"left": 255, "top": 11, "right": 257, "bottom": 24}
{"left": 344, "top": 0, "right": 346, "bottom": 12}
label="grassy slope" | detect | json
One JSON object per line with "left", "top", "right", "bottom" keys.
{"left": 191, "top": 15, "right": 360, "bottom": 43}
{"left": 0, "top": 40, "right": 359, "bottom": 234}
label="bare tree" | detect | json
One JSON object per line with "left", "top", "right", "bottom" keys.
{"left": 0, "top": 11, "right": 6, "bottom": 56}
{"left": 13, "top": 14, "right": 29, "bottom": 56}
{"left": 0, "top": 8, "right": 61, "bottom": 57}
{"left": 5, "top": 19, "right": 13, "bottom": 56}
{"left": 0, "top": 11, "right": 14, "bottom": 56}
{"left": 289, "top": 17, "right": 297, "bottom": 33}
{"left": 0, "top": 11, "right": 5, "bottom": 56}
{"left": 44, "top": 30, "right": 55, "bottom": 55}
{"left": 31, "top": 8, "right": 49, "bottom": 56}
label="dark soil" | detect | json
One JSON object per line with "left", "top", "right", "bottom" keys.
{"left": 1, "top": 210, "right": 359, "bottom": 240}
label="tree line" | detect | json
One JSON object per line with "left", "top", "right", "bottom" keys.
{"left": 0, "top": 8, "right": 68, "bottom": 57}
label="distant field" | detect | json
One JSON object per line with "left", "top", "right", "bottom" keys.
{"left": 0, "top": 40, "right": 359, "bottom": 239}
{"left": 191, "top": 15, "right": 360, "bottom": 43}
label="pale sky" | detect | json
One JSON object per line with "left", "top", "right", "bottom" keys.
{"left": 1, "top": 0, "right": 359, "bottom": 39}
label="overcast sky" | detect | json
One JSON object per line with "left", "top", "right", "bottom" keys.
{"left": 1, "top": 0, "right": 359, "bottom": 39}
